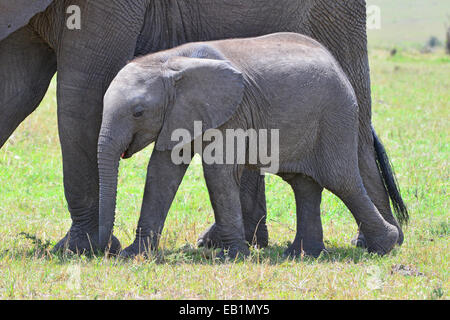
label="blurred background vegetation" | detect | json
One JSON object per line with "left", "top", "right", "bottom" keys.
{"left": 367, "top": 0, "right": 450, "bottom": 51}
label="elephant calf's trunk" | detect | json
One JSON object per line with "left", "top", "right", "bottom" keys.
{"left": 98, "top": 139, "right": 121, "bottom": 251}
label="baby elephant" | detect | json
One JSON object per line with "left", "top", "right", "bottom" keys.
{"left": 98, "top": 32, "right": 400, "bottom": 258}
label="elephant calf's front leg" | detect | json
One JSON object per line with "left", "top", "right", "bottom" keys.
{"left": 203, "top": 163, "right": 250, "bottom": 259}
{"left": 120, "top": 149, "right": 191, "bottom": 258}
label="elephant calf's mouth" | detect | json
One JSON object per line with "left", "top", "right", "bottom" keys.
{"left": 120, "top": 132, "right": 156, "bottom": 160}
{"left": 121, "top": 141, "right": 133, "bottom": 159}
{"left": 121, "top": 134, "right": 138, "bottom": 159}
{"left": 121, "top": 141, "right": 139, "bottom": 159}
{"left": 121, "top": 149, "right": 132, "bottom": 159}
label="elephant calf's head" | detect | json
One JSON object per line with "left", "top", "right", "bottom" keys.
{"left": 100, "top": 62, "right": 167, "bottom": 160}
{"left": 97, "top": 51, "right": 244, "bottom": 250}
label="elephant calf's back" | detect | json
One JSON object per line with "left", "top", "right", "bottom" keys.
{"left": 213, "top": 33, "right": 357, "bottom": 120}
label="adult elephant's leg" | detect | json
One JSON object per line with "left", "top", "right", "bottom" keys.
{"left": 240, "top": 170, "right": 268, "bottom": 247}
{"left": 356, "top": 140, "right": 405, "bottom": 246}
{"left": 307, "top": 1, "right": 403, "bottom": 246}
{"left": 51, "top": 0, "right": 147, "bottom": 254}
{"left": 197, "top": 169, "right": 268, "bottom": 248}
{"left": 0, "top": 25, "right": 56, "bottom": 148}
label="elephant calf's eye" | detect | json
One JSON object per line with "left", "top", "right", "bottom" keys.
{"left": 133, "top": 106, "right": 145, "bottom": 118}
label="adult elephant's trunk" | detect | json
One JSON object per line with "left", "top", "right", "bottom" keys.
{"left": 98, "top": 134, "right": 122, "bottom": 251}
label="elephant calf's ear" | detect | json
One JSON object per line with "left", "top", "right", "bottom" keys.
{"left": 155, "top": 57, "right": 244, "bottom": 151}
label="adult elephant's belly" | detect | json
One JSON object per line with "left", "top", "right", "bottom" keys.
{"left": 134, "top": 0, "right": 311, "bottom": 56}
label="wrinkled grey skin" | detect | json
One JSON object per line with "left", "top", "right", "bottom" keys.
{"left": 0, "top": 0, "right": 406, "bottom": 254}
{"left": 99, "top": 33, "right": 401, "bottom": 258}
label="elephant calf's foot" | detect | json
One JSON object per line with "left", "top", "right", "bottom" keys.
{"left": 365, "top": 224, "right": 399, "bottom": 256}
{"left": 245, "top": 221, "right": 269, "bottom": 248}
{"left": 352, "top": 226, "right": 404, "bottom": 249}
{"left": 51, "top": 225, "right": 121, "bottom": 256}
{"left": 283, "top": 240, "right": 325, "bottom": 258}
{"left": 197, "top": 223, "right": 223, "bottom": 249}
{"left": 197, "top": 222, "right": 269, "bottom": 249}
{"left": 119, "top": 236, "right": 157, "bottom": 259}
{"left": 217, "top": 243, "right": 250, "bottom": 261}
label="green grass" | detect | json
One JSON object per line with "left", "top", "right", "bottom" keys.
{"left": 0, "top": 49, "right": 448, "bottom": 299}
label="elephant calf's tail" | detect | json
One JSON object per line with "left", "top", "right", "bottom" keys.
{"left": 372, "top": 128, "right": 409, "bottom": 226}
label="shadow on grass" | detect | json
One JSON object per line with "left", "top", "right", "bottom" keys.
{"left": 249, "top": 244, "right": 396, "bottom": 265}
{"left": 4, "top": 233, "right": 396, "bottom": 266}
{"left": 18, "top": 232, "right": 53, "bottom": 251}
{"left": 0, "top": 232, "right": 54, "bottom": 260}
{"left": 0, "top": 232, "right": 101, "bottom": 264}
{"left": 134, "top": 242, "right": 394, "bottom": 266}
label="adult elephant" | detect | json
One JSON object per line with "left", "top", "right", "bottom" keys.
{"left": 0, "top": 0, "right": 407, "bottom": 254}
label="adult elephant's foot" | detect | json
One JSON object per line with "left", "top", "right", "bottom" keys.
{"left": 51, "top": 225, "right": 121, "bottom": 256}
{"left": 197, "top": 221, "right": 269, "bottom": 249}
{"left": 396, "top": 228, "right": 404, "bottom": 246}
{"left": 351, "top": 232, "right": 367, "bottom": 248}
{"left": 283, "top": 240, "right": 326, "bottom": 258}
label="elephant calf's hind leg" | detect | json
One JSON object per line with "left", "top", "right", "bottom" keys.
{"left": 197, "top": 169, "right": 269, "bottom": 249}
{"left": 203, "top": 163, "right": 250, "bottom": 259}
{"left": 334, "top": 182, "right": 399, "bottom": 255}
{"left": 281, "top": 174, "right": 325, "bottom": 258}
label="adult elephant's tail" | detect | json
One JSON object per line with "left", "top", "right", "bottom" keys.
{"left": 372, "top": 128, "right": 409, "bottom": 226}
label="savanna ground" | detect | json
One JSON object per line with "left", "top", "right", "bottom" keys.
{"left": 0, "top": 1, "right": 449, "bottom": 300}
